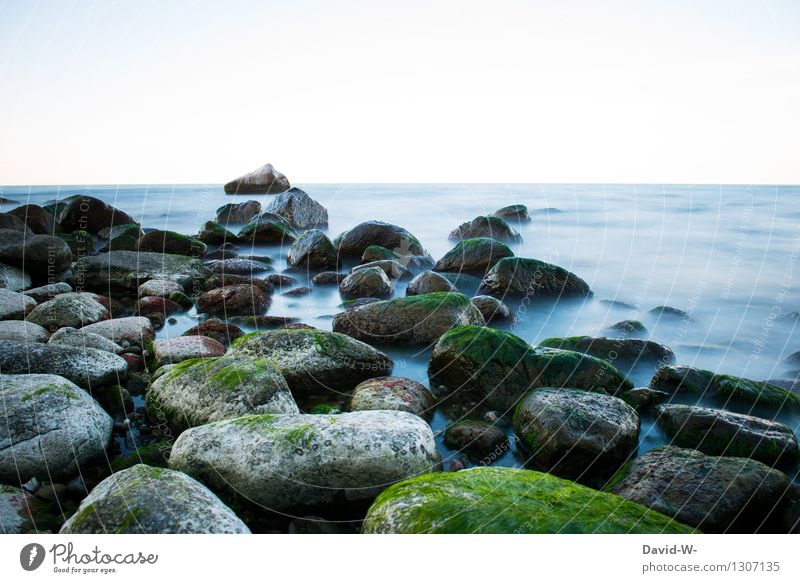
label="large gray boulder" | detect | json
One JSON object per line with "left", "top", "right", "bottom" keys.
{"left": 81, "top": 316, "right": 154, "bottom": 348}
{"left": 0, "top": 262, "right": 30, "bottom": 291}
{"left": 0, "top": 320, "right": 49, "bottom": 343}
{"left": 333, "top": 220, "right": 433, "bottom": 265}
{"left": 332, "top": 292, "right": 484, "bottom": 345}
{"left": 216, "top": 200, "right": 261, "bottom": 223}
{"left": 287, "top": 229, "right": 337, "bottom": 269}
{"left": 170, "top": 411, "right": 441, "bottom": 511}
{"left": 57, "top": 195, "right": 139, "bottom": 234}
{"left": 405, "top": 270, "right": 456, "bottom": 296}
{"left": 264, "top": 187, "right": 328, "bottom": 229}
{"left": 433, "top": 237, "right": 514, "bottom": 274}
{"left": 478, "top": 257, "right": 591, "bottom": 299}
{"left": 73, "top": 251, "right": 209, "bottom": 293}
{"left": 0, "top": 341, "right": 128, "bottom": 389}
{"left": 229, "top": 327, "right": 393, "bottom": 397}
{"left": 0, "top": 288, "right": 36, "bottom": 320}
{"left": 60, "top": 465, "right": 250, "bottom": 533}
{"left": 26, "top": 293, "right": 108, "bottom": 330}
{"left": 0, "top": 374, "right": 112, "bottom": 482}
{"left": 236, "top": 212, "right": 296, "bottom": 243}
{"left": 339, "top": 266, "right": 392, "bottom": 299}
{"left": 224, "top": 163, "right": 290, "bottom": 195}
{"left": 48, "top": 327, "right": 123, "bottom": 353}
{"left": 0, "top": 230, "right": 72, "bottom": 281}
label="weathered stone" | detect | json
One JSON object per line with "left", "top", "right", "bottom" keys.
{"left": 0, "top": 320, "right": 49, "bottom": 343}
{"left": 538, "top": 336, "right": 675, "bottom": 366}
{"left": 604, "top": 319, "right": 648, "bottom": 336}
{"left": 73, "top": 251, "right": 209, "bottom": 292}
{"left": 444, "top": 420, "right": 508, "bottom": 461}
{"left": 137, "top": 230, "right": 207, "bottom": 257}
{"left": 196, "top": 221, "right": 237, "bottom": 245}
{"left": 26, "top": 293, "right": 108, "bottom": 330}
{"left": 339, "top": 266, "right": 392, "bottom": 299}
{"left": 197, "top": 284, "right": 270, "bottom": 317}
{"left": 207, "top": 257, "right": 273, "bottom": 275}
{"left": 216, "top": 200, "right": 261, "bottom": 223}
{"left": 449, "top": 216, "right": 521, "bottom": 243}
{"left": 334, "top": 221, "right": 432, "bottom": 263}
{"left": 287, "top": 229, "right": 337, "bottom": 269}
{"left": 0, "top": 213, "right": 31, "bottom": 232}
{"left": 152, "top": 336, "right": 227, "bottom": 368}
{"left": 312, "top": 271, "right": 346, "bottom": 285}
{"left": 182, "top": 318, "right": 244, "bottom": 346}
{"left": 470, "top": 295, "right": 513, "bottom": 323}
{"left": 0, "top": 262, "right": 30, "bottom": 291}
{"left": 237, "top": 212, "right": 296, "bottom": 243}
{"left": 224, "top": 163, "right": 290, "bottom": 194}
{"left": 352, "top": 260, "right": 412, "bottom": 280}
{"left": 22, "top": 282, "right": 71, "bottom": 303}
{"left": 621, "top": 387, "right": 669, "bottom": 411}
{"left": 478, "top": 257, "right": 591, "bottom": 298}
{"left": 0, "top": 288, "right": 36, "bottom": 320}
{"left": 434, "top": 238, "right": 514, "bottom": 274}
{"left": 406, "top": 270, "right": 456, "bottom": 296}
{"left": 57, "top": 195, "right": 138, "bottom": 234}
{"left": 81, "top": 317, "right": 154, "bottom": 348}
{"left": 48, "top": 327, "right": 124, "bottom": 354}
{"left": 264, "top": 187, "right": 328, "bottom": 229}
{"left": 0, "top": 230, "right": 72, "bottom": 280}
{"left": 349, "top": 376, "right": 435, "bottom": 419}
{"left": 7, "top": 204, "right": 58, "bottom": 234}
{"left": 493, "top": 204, "right": 529, "bottom": 221}
{"left": 137, "top": 279, "right": 183, "bottom": 299}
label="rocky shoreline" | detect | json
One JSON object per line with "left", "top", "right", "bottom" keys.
{"left": 1, "top": 173, "right": 799, "bottom": 534}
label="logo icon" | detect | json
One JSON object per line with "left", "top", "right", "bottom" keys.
{"left": 20, "top": 543, "right": 46, "bottom": 571}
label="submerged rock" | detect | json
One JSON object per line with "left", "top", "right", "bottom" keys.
{"left": 470, "top": 295, "right": 513, "bottom": 322}
{"left": 648, "top": 305, "right": 690, "bottom": 319}
{"left": 449, "top": 216, "right": 521, "bottom": 243}
{"left": 604, "top": 319, "right": 648, "bottom": 336}
{"left": 339, "top": 266, "right": 392, "bottom": 299}
{"left": 57, "top": 195, "right": 138, "bottom": 234}
{"left": 287, "top": 229, "right": 337, "bottom": 269}
{"left": 655, "top": 404, "right": 799, "bottom": 466}
{"left": 8, "top": 204, "right": 58, "bottom": 234}
{"left": 405, "top": 270, "right": 456, "bottom": 296}
{"left": 444, "top": 420, "right": 508, "bottom": 461}
{"left": 81, "top": 316, "right": 154, "bottom": 348}
{"left": 478, "top": 257, "right": 591, "bottom": 298}
{"left": 152, "top": 336, "right": 227, "bottom": 368}
{"left": 196, "top": 284, "right": 270, "bottom": 317}
{"left": 493, "top": 204, "right": 529, "bottom": 221}
{"left": 312, "top": 271, "right": 346, "bottom": 285}
{"left": 611, "top": 446, "right": 789, "bottom": 532}
{"left": 0, "top": 288, "right": 36, "bottom": 320}
{"left": 349, "top": 376, "right": 435, "bottom": 418}
{"left": 224, "top": 163, "right": 290, "bottom": 195}
{"left": 73, "top": 251, "right": 209, "bottom": 292}
{"left": 513, "top": 388, "right": 639, "bottom": 482}
{"left": 334, "top": 221, "right": 432, "bottom": 264}
{"left": 26, "top": 293, "right": 108, "bottom": 330}
{"left": 621, "top": 386, "right": 669, "bottom": 412}
{"left": 264, "top": 187, "right": 328, "bottom": 229}
{"left": 237, "top": 212, "right": 296, "bottom": 243}
{"left": 434, "top": 237, "right": 514, "bottom": 274}
{"left": 362, "top": 467, "right": 693, "bottom": 533}
{"left": 538, "top": 336, "right": 675, "bottom": 365}
{"left": 60, "top": 465, "right": 250, "bottom": 534}
{"left": 332, "top": 292, "right": 485, "bottom": 345}
{"left": 429, "top": 326, "right": 633, "bottom": 410}
{"left": 0, "top": 320, "right": 49, "bottom": 343}
{"left": 229, "top": 327, "right": 393, "bottom": 397}
{"left": 147, "top": 355, "right": 298, "bottom": 430}
{"left": 170, "top": 411, "right": 441, "bottom": 511}
{"left": 0, "top": 374, "right": 112, "bottom": 482}
{"left": 216, "top": 200, "right": 261, "bottom": 223}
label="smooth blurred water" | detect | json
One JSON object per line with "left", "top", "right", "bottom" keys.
{"left": 3, "top": 183, "right": 799, "bottom": 476}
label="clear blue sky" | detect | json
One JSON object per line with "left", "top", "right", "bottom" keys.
{"left": 1, "top": 0, "right": 798, "bottom": 184}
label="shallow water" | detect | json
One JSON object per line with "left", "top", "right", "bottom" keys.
{"left": 3, "top": 183, "right": 799, "bottom": 480}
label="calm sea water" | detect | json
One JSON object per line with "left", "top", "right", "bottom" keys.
{"left": 2, "top": 183, "right": 799, "bottom": 478}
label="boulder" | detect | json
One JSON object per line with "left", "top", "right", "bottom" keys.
{"left": 57, "top": 195, "right": 138, "bottom": 234}
{"left": 237, "top": 212, "right": 296, "bottom": 243}
{"left": 648, "top": 305, "right": 689, "bottom": 319}
{"left": 182, "top": 318, "right": 244, "bottom": 346}
{"left": 443, "top": 420, "right": 508, "bottom": 461}
{"left": 333, "top": 292, "right": 484, "bottom": 346}
{"left": 0, "top": 485, "right": 60, "bottom": 534}
{"left": 147, "top": 355, "right": 298, "bottom": 430}
{"left": 478, "top": 257, "right": 591, "bottom": 298}
{"left": 611, "top": 446, "right": 790, "bottom": 532}
{"left": 196, "top": 221, "right": 237, "bottom": 245}
{"left": 48, "top": 327, "right": 123, "bottom": 354}
{"left": 493, "top": 204, "right": 529, "bottom": 221}
{"left": 339, "top": 266, "right": 392, "bottom": 299}
{"left": 26, "top": 293, "right": 108, "bottom": 330}
{"left": 0, "top": 288, "right": 36, "bottom": 320}
{"left": 0, "top": 230, "right": 73, "bottom": 280}
{"left": 22, "top": 282, "right": 72, "bottom": 303}
{"left": 287, "top": 229, "right": 337, "bottom": 269}
{"left": 98, "top": 223, "right": 143, "bottom": 241}
{"left": 169, "top": 411, "right": 441, "bottom": 511}
{"left": 655, "top": 404, "right": 799, "bottom": 466}
{"left": 137, "top": 278, "right": 183, "bottom": 299}
{"left": 229, "top": 327, "right": 393, "bottom": 397}
{"left": 60, "top": 465, "right": 250, "bottom": 534}
{"left": 406, "top": 270, "right": 456, "bottom": 296}
{"left": 73, "top": 251, "right": 209, "bottom": 293}
{"left": 361, "top": 245, "right": 400, "bottom": 263}
{"left": 0, "top": 320, "right": 49, "bottom": 343}
{"left": 621, "top": 386, "right": 669, "bottom": 411}
{"left": 604, "top": 319, "right": 648, "bottom": 336}
{"left": 428, "top": 326, "right": 633, "bottom": 410}
{"left": 81, "top": 316, "right": 154, "bottom": 348}
{"left": 449, "top": 216, "right": 521, "bottom": 243}
{"left": 197, "top": 284, "right": 270, "bottom": 317}
{"left": 348, "top": 376, "right": 435, "bottom": 418}
{"left": 513, "top": 388, "right": 639, "bottom": 482}
{"left": 434, "top": 238, "right": 514, "bottom": 274}
{"left": 312, "top": 271, "right": 346, "bottom": 285}
{"left": 0, "top": 341, "right": 127, "bottom": 389}
{"left": 650, "top": 365, "right": 800, "bottom": 412}
{"left": 362, "top": 467, "right": 693, "bottom": 533}
{"left": 352, "top": 259, "right": 412, "bottom": 280}
{"left": 0, "top": 213, "right": 31, "bottom": 232}
{"left": 207, "top": 257, "right": 273, "bottom": 275}
{"left": 264, "top": 187, "right": 328, "bottom": 229}
{"left": 0, "top": 374, "right": 112, "bottom": 482}
{"left": 470, "top": 295, "right": 513, "bottom": 322}
{"left": 538, "top": 336, "right": 675, "bottom": 366}
{"left": 216, "top": 200, "right": 261, "bottom": 223}
{"left": 152, "top": 336, "right": 227, "bottom": 368}
{"left": 7, "top": 204, "right": 57, "bottom": 234}
{"left": 224, "top": 163, "right": 290, "bottom": 195}
{"left": 334, "top": 221, "right": 432, "bottom": 264}
{"left": 137, "top": 230, "right": 207, "bottom": 257}
{"left": 0, "top": 262, "right": 30, "bottom": 291}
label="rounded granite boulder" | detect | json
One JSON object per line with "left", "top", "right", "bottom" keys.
{"left": 339, "top": 266, "right": 392, "bottom": 300}
{"left": 349, "top": 376, "right": 435, "bottom": 419}
{"left": 477, "top": 257, "right": 591, "bottom": 299}
{"left": 433, "top": 237, "right": 514, "bottom": 274}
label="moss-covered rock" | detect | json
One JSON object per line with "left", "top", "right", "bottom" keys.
{"left": 363, "top": 467, "right": 694, "bottom": 533}
{"left": 434, "top": 237, "right": 514, "bottom": 274}
{"left": 604, "top": 319, "right": 648, "bottom": 337}
{"left": 334, "top": 220, "right": 433, "bottom": 264}
{"left": 448, "top": 216, "right": 521, "bottom": 243}
{"left": 428, "top": 325, "right": 633, "bottom": 410}
{"left": 332, "top": 292, "right": 485, "bottom": 345}
{"left": 405, "top": 270, "right": 456, "bottom": 296}
{"left": 196, "top": 221, "right": 237, "bottom": 245}
{"left": 237, "top": 212, "right": 296, "bottom": 243}
{"left": 478, "top": 257, "right": 591, "bottom": 298}
{"left": 110, "top": 441, "right": 173, "bottom": 472}
{"left": 73, "top": 250, "right": 209, "bottom": 293}
{"left": 538, "top": 336, "right": 675, "bottom": 366}
{"left": 287, "top": 229, "right": 337, "bottom": 269}
{"left": 470, "top": 295, "right": 513, "bottom": 323}
{"left": 339, "top": 266, "right": 392, "bottom": 299}
{"left": 137, "top": 229, "right": 207, "bottom": 257}
{"left": 264, "top": 187, "right": 328, "bottom": 229}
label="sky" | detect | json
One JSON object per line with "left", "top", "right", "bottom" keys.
{"left": 0, "top": 0, "right": 798, "bottom": 185}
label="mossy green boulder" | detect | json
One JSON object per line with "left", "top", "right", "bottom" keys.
{"left": 478, "top": 257, "right": 591, "bottom": 299}
{"left": 538, "top": 336, "right": 675, "bottom": 366}
{"left": 237, "top": 212, "right": 296, "bottom": 243}
{"left": 429, "top": 325, "right": 633, "bottom": 410}
{"left": 137, "top": 229, "right": 207, "bottom": 257}
{"left": 433, "top": 237, "right": 514, "bottom": 274}
{"left": 334, "top": 220, "right": 432, "bottom": 264}
{"left": 362, "top": 467, "right": 695, "bottom": 533}
{"left": 448, "top": 216, "right": 521, "bottom": 243}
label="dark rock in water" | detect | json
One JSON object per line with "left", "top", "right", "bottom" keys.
{"left": 0, "top": 229, "right": 73, "bottom": 279}
{"left": 470, "top": 295, "right": 513, "bottom": 323}
{"left": 224, "top": 163, "right": 290, "bottom": 195}
{"left": 334, "top": 220, "right": 433, "bottom": 264}
{"left": 207, "top": 257, "right": 273, "bottom": 275}
{"left": 7, "top": 204, "right": 58, "bottom": 234}
{"left": 621, "top": 386, "right": 669, "bottom": 412}
{"left": 230, "top": 326, "right": 394, "bottom": 397}
{"left": 283, "top": 286, "right": 312, "bottom": 297}
{"left": 362, "top": 245, "right": 400, "bottom": 263}
{"left": 0, "top": 320, "right": 50, "bottom": 343}
{"left": 23, "top": 282, "right": 72, "bottom": 303}
{"left": 598, "top": 298, "right": 638, "bottom": 309}
{"left": 514, "top": 387, "right": 639, "bottom": 482}
{"left": 98, "top": 223, "right": 143, "bottom": 241}
{"left": 361, "top": 244, "right": 431, "bottom": 271}
{"left": 265, "top": 273, "right": 297, "bottom": 288}
{"left": 363, "top": 466, "right": 694, "bottom": 533}
{"left": 60, "top": 465, "right": 250, "bottom": 534}
{"left": 406, "top": 270, "right": 456, "bottom": 296}
{"left": 237, "top": 212, "right": 296, "bottom": 243}
{"left": 353, "top": 259, "right": 412, "bottom": 280}
{"left": 339, "top": 266, "right": 392, "bottom": 300}
{"left": 196, "top": 221, "right": 237, "bottom": 245}
{"left": 0, "top": 341, "right": 128, "bottom": 388}
{"left": 137, "top": 230, "right": 207, "bottom": 257}
{"left": 26, "top": 293, "right": 109, "bottom": 330}
{"left": 0, "top": 261, "right": 30, "bottom": 291}
{"left": 349, "top": 376, "right": 435, "bottom": 419}
{"left": 74, "top": 250, "right": 209, "bottom": 293}
{"left": 478, "top": 257, "right": 591, "bottom": 299}
{"left": 203, "top": 272, "right": 273, "bottom": 294}
{"left": 57, "top": 195, "right": 139, "bottom": 234}
{"left": 648, "top": 305, "right": 689, "bottom": 319}
{"left": 784, "top": 350, "right": 800, "bottom": 365}
{"left": 0, "top": 212, "right": 33, "bottom": 233}
{"left": 604, "top": 319, "right": 648, "bottom": 336}
{"left": 228, "top": 315, "right": 298, "bottom": 329}
{"left": 197, "top": 284, "right": 270, "bottom": 317}
{"left": 311, "top": 271, "right": 346, "bottom": 285}
{"left": 287, "top": 229, "right": 337, "bottom": 269}
{"left": 654, "top": 404, "right": 799, "bottom": 466}
{"left": 182, "top": 318, "right": 244, "bottom": 346}
{"left": 0, "top": 374, "right": 113, "bottom": 483}
{"left": 765, "top": 378, "right": 800, "bottom": 393}
{"left": 434, "top": 237, "right": 514, "bottom": 274}
{"left": 264, "top": 187, "right": 328, "bottom": 229}
{"left": 58, "top": 229, "right": 95, "bottom": 256}
{"left": 0, "top": 288, "right": 37, "bottom": 320}
{"left": 216, "top": 200, "right": 261, "bottom": 223}
{"left": 429, "top": 325, "right": 633, "bottom": 410}
{"left": 538, "top": 336, "right": 675, "bottom": 365}
{"left": 135, "top": 295, "right": 182, "bottom": 318}
{"left": 444, "top": 420, "right": 508, "bottom": 461}
{"left": 333, "top": 292, "right": 484, "bottom": 346}
{"left": 650, "top": 365, "right": 800, "bottom": 412}
{"left": 611, "top": 446, "right": 789, "bottom": 533}
{"left": 449, "top": 216, "right": 521, "bottom": 243}
{"left": 493, "top": 204, "right": 529, "bottom": 221}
